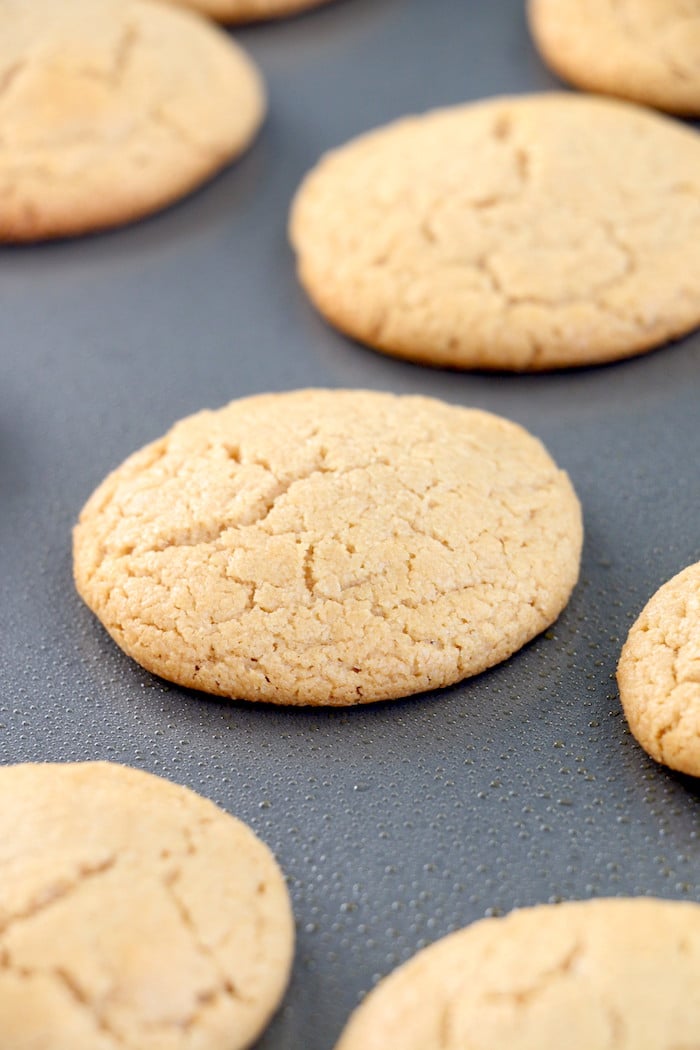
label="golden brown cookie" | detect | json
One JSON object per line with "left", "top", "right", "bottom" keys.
{"left": 0, "top": 761, "right": 294, "bottom": 1050}
{"left": 290, "top": 93, "right": 700, "bottom": 370}
{"left": 335, "top": 898, "right": 700, "bottom": 1050}
{"left": 528, "top": 0, "right": 700, "bottom": 115}
{"left": 162, "top": 0, "right": 332, "bottom": 24}
{"left": 0, "top": 0, "right": 265, "bottom": 241}
{"left": 617, "top": 562, "right": 700, "bottom": 776}
{"left": 73, "top": 389, "right": 582, "bottom": 706}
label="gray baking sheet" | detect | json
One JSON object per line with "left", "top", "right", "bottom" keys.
{"left": 2, "top": 0, "right": 699, "bottom": 1047}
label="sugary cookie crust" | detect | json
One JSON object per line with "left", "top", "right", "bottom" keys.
{"left": 0, "top": 0, "right": 265, "bottom": 241}
{"left": 0, "top": 762, "right": 294, "bottom": 1050}
{"left": 617, "top": 562, "right": 700, "bottom": 776}
{"left": 290, "top": 93, "right": 700, "bottom": 370}
{"left": 73, "top": 390, "right": 582, "bottom": 706}
{"left": 162, "top": 0, "right": 331, "bottom": 24}
{"left": 335, "top": 898, "right": 700, "bottom": 1050}
{"left": 528, "top": 0, "right": 700, "bottom": 115}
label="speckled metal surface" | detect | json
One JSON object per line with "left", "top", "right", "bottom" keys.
{"left": 1, "top": 0, "right": 699, "bottom": 1047}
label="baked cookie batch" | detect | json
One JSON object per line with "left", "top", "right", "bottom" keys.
{"left": 3, "top": 0, "right": 700, "bottom": 1047}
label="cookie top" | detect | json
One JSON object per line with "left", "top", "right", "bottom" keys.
{"left": 335, "top": 898, "right": 700, "bottom": 1050}
{"left": 162, "top": 0, "right": 331, "bottom": 24}
{"left": 73, "top": 389, "right": 582, "bottom": 706}
{"left": 617, "top": 562, "right": 700, "bottom": 776}
{"left": 528, "top": 0, "right": 700, "bottom": 115}
{"left": 0, "top": 0, "right": 265, "bottom": 241}
{"left": 290, "top": 93, "right": 700, "bottom": 370}
{"left": 0, "top": 761, "right": 294, "bottom": 1050}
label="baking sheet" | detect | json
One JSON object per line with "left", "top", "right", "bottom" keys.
{"left": 1, "top": 0, "right": 699, "bottom": 1046}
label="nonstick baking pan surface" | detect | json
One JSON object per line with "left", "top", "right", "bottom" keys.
{"left": 2, "top": 1, "right": 699, "bottom": 1047}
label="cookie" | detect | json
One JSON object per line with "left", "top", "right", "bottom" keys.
{"left": 290, "top": 93, "right": 700, "bottom": 370}
{"left": 162, "top": 0, "right": 332, "bottom": 24}
{"left": 0, "top": 761, "right": 294, "bottom": 1050}
{"left": 0, "top": 0, "right": 265, "bottom": 241}
{"left": 528, "top": 0, "right": 700, "bottom": 116}
{"left": 617, "top": 562, "right": 700, "bottom": 776}
{"left": 73, "top": 389, "right": 582, "bottom": 706}
{"left": 335, "top": 898, "right": 700, "bottom": 1050}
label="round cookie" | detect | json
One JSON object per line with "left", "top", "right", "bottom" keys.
{"left": 335, "top": 898, "right": 700, "bottom": 1050}
{"left": 0, "top": 761, "right": 294, "bottom": 1050}
{"left": 73, "top": 389, "right": 583, "bottom": 706}
{"left": 0, "top": 0, "right": 265, "bottom": 241}
{"left": 162, "top": 0, "right": 332, "bottom": 25}
{"left": 290, "top": 93, "right": 700, "bottom": 370}
{"left": 617, "top": 562, "right": 700, "bottom": 776}
{"left": 528, "top": 0, "right": 700, "bottom": 116}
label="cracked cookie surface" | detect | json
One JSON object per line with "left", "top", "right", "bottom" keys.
{"left": 334, "top": 898, "right": 700, "bottom": 1050}
{"left": 528, "top": 0, "right": 700, "bottom": 115}
{"left": 161, "top": 0, "right": 331, "bottom": 24}
{"left": 0, "top": 0, "right": 264, "bottom": 241}
{"left": 73, "top": 389, "right": 582, "bottom": 706}
{"left": 290, "top": 93, "right": 700, "bottom": 370}
{"left": 0, "top": 761, "right": 294, "bottom": 1050}
{"left": 617, "top": 562, "right": 700, "bottom": 776}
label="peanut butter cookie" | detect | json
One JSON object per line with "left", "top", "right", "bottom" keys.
{"left": 290, "top": 94, "right": 700, "bottom": 369}
{"left": 618, "top": 562, "right": 700, "bottom": 776}
{"left": 529, "top": 0, "right": 700, "bottom": 115}
{"left": 73, "top": 389, "right": 582, "bottom": 705}
{"left": 0, "top": 761, "right": 294, "bottom": 1050}
{"left": 163, "top": 0, "right": 332, "bottom": 24}
{"left": 336, "top": 898, "right": 700, "bottom": 1050}
{"left": 0, "top": 0, "right": 264, "bottom": 240}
